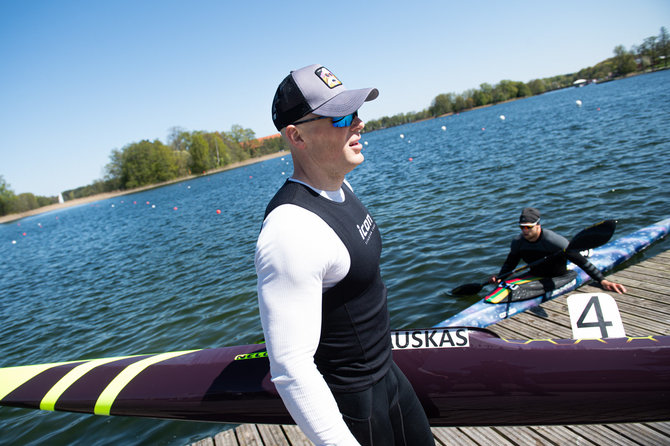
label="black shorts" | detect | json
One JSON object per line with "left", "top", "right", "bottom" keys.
{"left": 331, "top": 362, "right": 435, "bottom": 446}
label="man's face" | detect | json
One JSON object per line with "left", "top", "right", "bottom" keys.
{"left": 520, "top": 223, "right": 541, "bottom": 242}
{"left": 298, "top": 113, "right": 366, "bottom": 177}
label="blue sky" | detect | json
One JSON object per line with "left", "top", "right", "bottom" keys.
{"left": 1, "top": 1, "right": 668, "bottom": 196}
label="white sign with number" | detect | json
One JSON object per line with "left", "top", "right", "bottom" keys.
{"left": 567, "top": 293, "right": 626, "bottom": 339}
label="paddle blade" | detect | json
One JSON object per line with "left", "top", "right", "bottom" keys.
{"left": 452, "top": 282, "right": 486, "bottom": 295}
{"left": 568, "top": 219, "right": 616, "bottom": 252}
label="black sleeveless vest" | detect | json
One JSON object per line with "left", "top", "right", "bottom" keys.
{"left": 263, "top": 180, "right": 392, "bottom": 392}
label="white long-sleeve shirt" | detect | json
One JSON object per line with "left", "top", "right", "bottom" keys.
{"left": 255, "top": 182, "right": 360, "bottom": 446}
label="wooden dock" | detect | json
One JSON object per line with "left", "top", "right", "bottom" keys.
{"left": 190, "top": 250, "right": 670, "bottom": 446}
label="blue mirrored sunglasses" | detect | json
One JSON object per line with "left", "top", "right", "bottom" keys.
{"left": 293, "top": 111, "right": 358, "bottom": 128}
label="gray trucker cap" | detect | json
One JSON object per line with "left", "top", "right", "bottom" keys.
{"left": 271, "top": 64, "right": 379, "bottom": 131}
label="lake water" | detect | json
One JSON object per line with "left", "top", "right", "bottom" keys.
{"left": 1, "top": 70, "right": 669, "bottom": 445}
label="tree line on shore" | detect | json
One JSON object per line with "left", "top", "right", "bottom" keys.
{"left": 1, "top": 27, "right": 667, "bottom": 217}
{"left": 0, "top": 127, "right": 289, "bottom": 217}
{"left": 69, "top": 125, "right": 288, "bottom": 200}
{"left": 364, "top": 27, "right": 669, "bottom": 130}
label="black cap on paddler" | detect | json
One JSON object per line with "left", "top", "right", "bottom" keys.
{"left": 519, "top": 207, "right": 541, "bottom": 225}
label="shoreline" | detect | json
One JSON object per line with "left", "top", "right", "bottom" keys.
{"left": 0, "top": 150, "right": 290, "bottom": 225}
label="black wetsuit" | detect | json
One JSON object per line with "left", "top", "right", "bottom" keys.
{"left": 498, "top": 228, "right": 605, "bottom": 282}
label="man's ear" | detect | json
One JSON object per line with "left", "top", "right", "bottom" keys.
{"left": 284, "top": 125, "right": 306, "bottom": 149}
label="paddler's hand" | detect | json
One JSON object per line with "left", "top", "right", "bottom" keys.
{"left": 600, "top": 279, "right": 627, "bottom": 294}
{"left": 488, "top": 276, "right": 500, "bottom": 285}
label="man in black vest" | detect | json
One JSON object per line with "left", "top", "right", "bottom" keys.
{"left": 255, "top": 64, "right": 434, "bottom": 446}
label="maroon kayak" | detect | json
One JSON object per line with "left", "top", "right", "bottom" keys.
{"left": 1, "top": 327, "right": 669, "bottom": 426}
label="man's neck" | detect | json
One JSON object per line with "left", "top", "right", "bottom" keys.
{"left": 290, "top": 169, "right": 344, "bottom": 192}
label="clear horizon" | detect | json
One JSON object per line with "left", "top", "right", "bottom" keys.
{"left": 1, "top": 0, "right": 669, "bottom": 196}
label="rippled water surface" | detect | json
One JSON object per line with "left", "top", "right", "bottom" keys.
{"left": 1, "top": 71, "right": 669, "bottom": 444}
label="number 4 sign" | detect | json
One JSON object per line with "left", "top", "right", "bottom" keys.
{"left": 567, "top": 293, "right": 626, "bottom": 339}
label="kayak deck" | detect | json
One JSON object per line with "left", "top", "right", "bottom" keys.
{"left": 190, "top": 249, "right": 670, "bottom": 445}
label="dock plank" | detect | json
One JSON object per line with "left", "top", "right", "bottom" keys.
{"left": 256, "top": 424, "right": 290, "bottom": 446}
{"left": 608, "top": 422, "right": 670, "bottom": 445}
{"left": 190, "top": 250, "right": 670, "bottom": 446}
{"left": 451, "top": 426, "right": 516, "bottom": 445}
{"left": 213, "top": 427, "right": 238, "bottom": 446}
{"left": 431, "top": 427, "right": 481, "bottom": 446}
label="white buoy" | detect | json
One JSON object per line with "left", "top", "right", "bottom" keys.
{"left": 400, "top": 134, "right": 405, "bottom": 139}
{"left": 576, "top": 100, "right": 582, "bottom": 107}
{"left": 364, "top": 141, "right": 368, "bottom": 145}
{"left": 441, "top": 126, "right": 446, "bottom": 131}
{"left": 12, "top": 240, "right": 17, "bottom": 244}
{"left": 500, "top": 115, "right": 505, "bottom": 121}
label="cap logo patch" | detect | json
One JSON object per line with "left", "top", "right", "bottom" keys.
{"left": 315, "top": 67, "right": 342, "bottom": 89}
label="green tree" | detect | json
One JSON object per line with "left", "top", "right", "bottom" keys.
{"left": 221, "top": 131, "right": 249, "bottom": 163}
{"left": 104, "top": 149, "right": 123, "bottom": 190}
{"left": 257, "top": 135, "right": 289, "bottom": 155}
{"left": 121, "top": 139, "right": 179, "bottom": 188}
{"left": 496, "top": 80, "right": 519, "bottom": 102}
{"left": 613, "top": 45, "right": 637, "bottom": 76}
{"left": 202, "top": 132, "right": 230, "bottom": 167}
{"left": 188, "top": 133, "right": 211, "bottom": 174}
{"left": 473, "top": 83, "right": 493, "bottom": 107}
{"left": 0, "top": 175, "right": 16, "bottom": 216}
{"left": 167, "top": 126, "right": 190, "bottom": 152}
{"left": 229, "top": 125, "right": 256, "bottom": 144}
{"left": 13, "top": 193, "right": 38, "bottom": 213}
{"left": 643, "top": 36, "right": 659, "bottom": 69}
{"left": 516, "top": 82, "right": 531, "bottom": 98}
{"left": 452, "top": 94, "right": 468, "bottom": 113}
{"left": 527, "top": 79, "right": 546, "bottom": 95}
{"left": 429, "top": 93, "right": 454, "bottom": 116}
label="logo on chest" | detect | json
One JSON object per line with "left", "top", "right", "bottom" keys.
{"left": 357, "top": 214, "right": 376, "bottom": 245}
